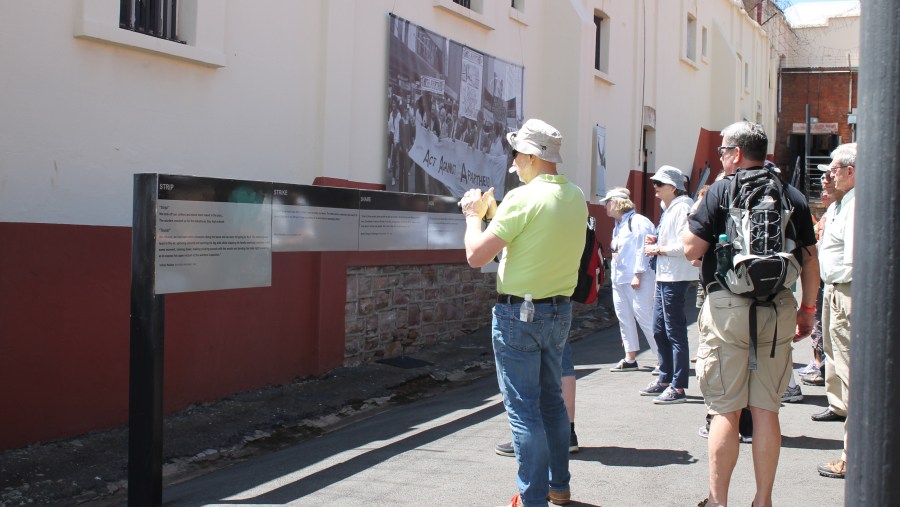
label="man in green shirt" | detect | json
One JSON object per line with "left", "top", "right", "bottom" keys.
{"left": 460, "top": 119, "right": 587, "bottom": 507}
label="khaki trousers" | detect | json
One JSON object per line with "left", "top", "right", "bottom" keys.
{"left": 823, "top": 282, "right": 852, "bottom": 459}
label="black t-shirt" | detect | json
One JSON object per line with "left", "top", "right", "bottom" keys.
{"left": 688, "top": 168, "right": 817, "bottom": 287}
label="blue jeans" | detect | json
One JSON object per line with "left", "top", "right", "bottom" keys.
{"left": 653, "top": 281, "right": 691, "bottom": 390}
{"left": 493, "top": 301, "right": 572, "bottom": 506}
{"left": 561, "top": 340, "right": 575, "bottom": 378}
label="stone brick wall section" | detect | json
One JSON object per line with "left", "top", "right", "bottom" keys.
{"left": 344, "top": 264, "right": 498, "bottom": 367}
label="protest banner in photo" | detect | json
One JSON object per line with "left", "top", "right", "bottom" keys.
{"left": 386, "top": 14, "right": 524, "bottom": 200}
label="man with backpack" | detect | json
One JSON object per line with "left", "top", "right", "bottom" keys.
{"left": 682, "top": 121, "right": 819, "bottom": 507}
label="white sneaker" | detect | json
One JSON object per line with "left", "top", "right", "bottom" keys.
{"left": 797, "top": 360, "right": 819, "bottom": 375}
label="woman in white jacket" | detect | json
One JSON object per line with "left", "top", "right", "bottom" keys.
{"left": 599, "top": 188, "right": 660, "bottom": 372}
{"left": 638, "top": 165, "right": 698, "bottom": 404}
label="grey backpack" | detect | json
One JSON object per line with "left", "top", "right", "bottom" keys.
{"left": 715, "top": 167, "right": 800, "bottom": 298}
{"left": 714, "top": 167, "right": 800, "bottom": 368}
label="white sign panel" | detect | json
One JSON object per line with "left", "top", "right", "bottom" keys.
{"left": 358, "top": 191, "right": 429, "bottom": 251}
{"left": 427, "top": 195, "right": 466, "bottom": 249}
{"left": 459, "top": 48, "right": 484, "bottom": 120}
{"left": 594, "top": 125, "right": 608, "bottom": 199}
{"left": 155, "top": 175, "right": 272, "bottom": 294}
{"left": 272, "top": 185, "right": 360, "bottom": 252}
{"left": 792, "top": 122, "right": 839, "bottom": 134}
{"left": 420, "top": 75, "right": 445, "bottom": 95}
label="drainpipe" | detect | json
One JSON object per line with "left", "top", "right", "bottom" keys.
{"left": 848, "top": 53, "right": 854, "bottom": 114}
{"left": 804, "top": 104, "right": 811, "bottom": 194}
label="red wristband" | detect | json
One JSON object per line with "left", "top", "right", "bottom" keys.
{"left": 800, "top": 304, "right": 816, "bottom": 314}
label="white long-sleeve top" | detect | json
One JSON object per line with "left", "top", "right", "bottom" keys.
{"left": 654, "top": 194, "right": 698, "bottom": 282}
{"left": 819, "top": 188, "right": 854, "bottom": 284}
{"left": 610, "top": 210, "right": 656, "bottom": 285}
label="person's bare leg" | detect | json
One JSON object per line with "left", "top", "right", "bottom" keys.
{"left": 813, "top": 348, "right": 824, "bottom": 368}
{"left": 706, "top": 410, "right": 741, "bottom": 506}
{"left": 748, "top": 406, "right": 781, "bottom": 507}
{"left": 625, "top": 351, "right": 637, "bottom": 363}
{"left": 562, "top": 375, "right": 576, "bottom": 422}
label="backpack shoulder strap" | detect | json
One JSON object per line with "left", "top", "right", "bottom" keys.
{"left": 719, "top": 174, "right": 737, "bottom": 209}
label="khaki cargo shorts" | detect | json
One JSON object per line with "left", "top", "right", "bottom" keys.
{"left": 695, "top": 287, "right": 797, "bottom": 414}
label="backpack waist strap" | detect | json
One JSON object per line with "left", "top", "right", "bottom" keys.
{"left": 748, "top": 298, "right": 779, "bottom": 371}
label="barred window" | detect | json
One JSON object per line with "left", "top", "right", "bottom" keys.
{"left": 120, "top": 0, "right": 183, "bottom": 43}
{"left": 453, "top": 0, "right": 471, "bottom": 9}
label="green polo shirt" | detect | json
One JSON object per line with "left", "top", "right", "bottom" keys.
{"left": 487, "top": 174, "right": 587, "bottom": 299}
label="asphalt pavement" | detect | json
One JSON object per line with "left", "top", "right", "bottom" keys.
{"left": 163, "top": 293, "right": 846, "bottom": 506}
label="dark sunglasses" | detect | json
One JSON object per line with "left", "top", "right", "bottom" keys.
{"left": 511, "top": 149, "right": 519, "bottom": 158}
{"left": 717, "top": 145, "right": 738, "bottom": 157}
{"left": 651, "top": 181, "right": 666, "bottom": 187}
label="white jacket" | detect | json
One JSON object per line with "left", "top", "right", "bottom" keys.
{"left": 610, "top": 211, "right": 656, "bottom": 285}
{"left": 654, "top": 195, "right": 698, "bottom": 282}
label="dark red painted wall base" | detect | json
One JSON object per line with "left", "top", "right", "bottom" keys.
{"left": 0, "top": 221, "right": 465, "bottom": 450}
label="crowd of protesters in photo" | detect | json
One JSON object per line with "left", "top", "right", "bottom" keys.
{"left": 460, "top": 116, "right": 854, "bottom": 507}
{"left": 388, "top": 85, "right": 516, "bottom": 196}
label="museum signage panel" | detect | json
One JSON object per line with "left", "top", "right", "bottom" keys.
{"left": 426, "top": 195, "right": 466, "bottom": 249}
{"left": 272, "top": 184, "right": 360, "bottom": 252}
{"left": 154, "top": 175, "right": 272, "bottom": 294}
{"left": 358, "top": 190, "right": 429, "bottom": 251}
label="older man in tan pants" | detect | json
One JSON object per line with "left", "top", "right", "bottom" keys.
{"left": 816, "top": 143, "right": 857, "bottom": 479}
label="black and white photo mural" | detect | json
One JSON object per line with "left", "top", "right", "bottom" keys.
{"left": 386, "top": 14, "right": 524, "bottom": 200}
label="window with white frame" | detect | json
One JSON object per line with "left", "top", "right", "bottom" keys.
{"left": 120, "top": 0, "right": 182, "bottom": 43}
{"left": 686, "top": 14, "right": 697, "bottom": 62}
{"left": 594, "top": 11, "right": 609, "bottom": 74}
{"left": 75, "top": 0, "right": 226, "bottom": 67}
{"left": 449, "top": 0, "right": 485, "bottom": 14}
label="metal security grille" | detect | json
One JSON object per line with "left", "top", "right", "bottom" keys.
{"left": 453, "top": 0, "right": 471, "bottom": 9}
{"left": 119, "top": 0, "right": 183, "bottom": 43}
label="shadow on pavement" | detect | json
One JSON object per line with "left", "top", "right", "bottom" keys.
{"left": 573, "top": 445, "right": 699, "bottom": 467}
{"left": 165, "top": 379, "right": 507, "bottom": 505}
{"left": 781, "top": 435, "right": 843, "bottom": 451}
{"left": 800, "top": 392, "right": 828, "bottom": 408}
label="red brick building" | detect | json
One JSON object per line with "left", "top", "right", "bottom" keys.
{"left": 773, "top": 2, "right": 860, "bottom": 198}
{"left": 775, "top": 69, "right": 858, "bottom": 177}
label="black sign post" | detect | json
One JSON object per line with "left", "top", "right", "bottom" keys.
{"left": 129, "top": 173, "right": 165, "bottom": 506}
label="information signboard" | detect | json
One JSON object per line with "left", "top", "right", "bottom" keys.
{"left": 427, "top": 195, "right": 466, "bottom": 249}
{"left": 272, "top": 184, "right": 360, "bottom": 252}
{"left": 155, "top": 175, "right": 272, "bottom": 294}
{"left": 358, "top": 191, "right": 429, "bottom": 251}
